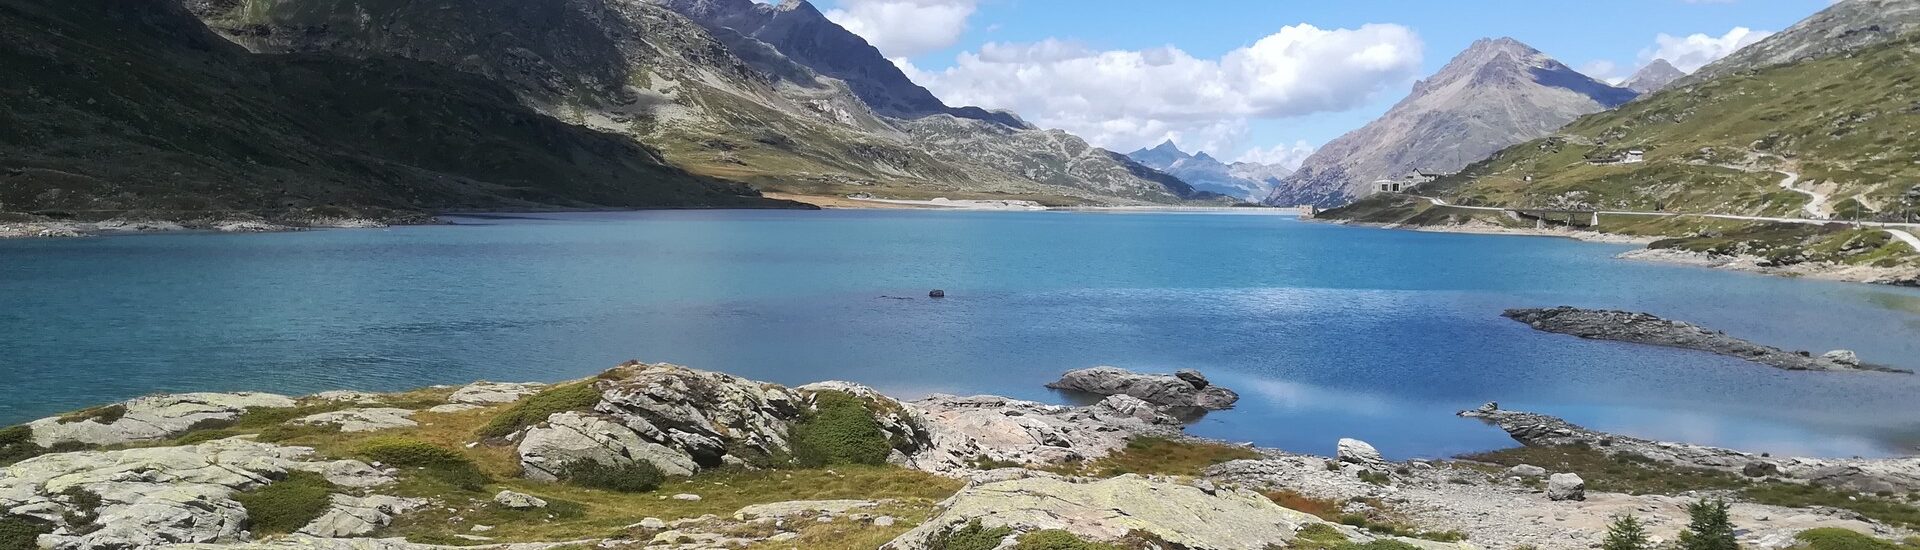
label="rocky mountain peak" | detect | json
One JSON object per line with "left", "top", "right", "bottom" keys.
{"left": 1623, "top": 59, "right": 1687, "bottom": 94}
{"left": 1267, "top": 37, "right": 1637, "bottom": 206}
{"left": 1683, "top": 0, "right": 1920, "bottom": 86}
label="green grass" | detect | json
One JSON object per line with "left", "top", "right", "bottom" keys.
{"left": 356, "top": 437, "right": 492, "bottom": 492}
{"left": 475, "top": 382, "right": 602, "bottom": 439}
{"left": 232, "top": 470, "right": 337, "bottom": 536}
{"left": 56, "top": 404, "right": 126, "bottom": 425}
{"left": 1288, "top": 523, "right": 1425, "bottom": 550}
{"left": 1012, "top": 530, "right": 1119, "bottom": 550}
{"left": 932, "top": 520, "right": 1015, "bottom": 550}
{"left": 1790, "top": 528, "right": 1920, "bottom": 550}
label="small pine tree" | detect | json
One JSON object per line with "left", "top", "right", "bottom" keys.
{"left": 1678, "top": 498, "right": 1738, "bottom": 550}
{"left": 1603, "top": 514, "right": 1651, "bottom": 550}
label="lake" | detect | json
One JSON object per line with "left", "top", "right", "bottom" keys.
{"left": 3, "top": 209, "right": 1918, "bottom": 459}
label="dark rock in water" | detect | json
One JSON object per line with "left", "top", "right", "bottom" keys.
{"left": 1501, "top": 306, "right": 1908, "bottom": 373}
{"left": 1174, "top": 369, "right": 1210, "bottom": 389}
{"left": 1046, "top": 367, "right": 1239, "bottom": 410}
{"left": 928, "top": 289, "right": 946, "bottom": 298}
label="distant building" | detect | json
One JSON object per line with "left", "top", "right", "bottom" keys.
{"left": 1374, "top": 173, "right": 1441, "bottom": 193}
{"left": 1586, "top": 149, "right": 1647, "bottom": 165}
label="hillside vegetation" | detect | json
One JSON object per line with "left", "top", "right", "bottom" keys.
{"left": 0, "top": 0, "right": 793, "bottom": 224}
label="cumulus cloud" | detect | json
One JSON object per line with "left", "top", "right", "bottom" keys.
{"left": 1645, "top": 27, "right": 1773, "bottom": 73}
{"left": 904, "top": 23, "right": 1424, "bottom": 156}
{"left": 822, "top": 0, "right": 977, "bottom": 58}
{"left": 1237, "top": 141, "right": 1318, "bottom": 170}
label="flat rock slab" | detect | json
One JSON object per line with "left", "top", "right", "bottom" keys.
{"left": 883, "top": 472, "right": 1461, "bottom": 550}
{"left": 27, "top": 392, "right": 296, "bottom": 447}
{"left": 449, "top": 381, "right": 549, "bottom": 405}
{"left": 734, "top": 499, "right": 876, "bottom": 520}
{"left": 292, "top": 408, "right": 419, "bottom": 432}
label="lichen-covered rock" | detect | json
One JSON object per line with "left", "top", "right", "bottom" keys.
{"left": 516, "top": 363, "right": 931, "bottom": 479}
{"left": 492, "top": 490, "right": 547, "bottom": 510}
{"left": 298, "top": 495, "right": 426, "bottom": 538}
{"left": 0, "top": 438, "right": 392, "bottom": 549}
{"left": 1045, "top": 367, "right": 1240, "bottom": 410}
{"left": 733, "top": 499, "right": 875, "bottom": 521}
{"left": 902, "top": 394, "right": 1180, "bottom": 473}
{"left": 291, "top": 408, "right": 418, "bottom": 432}
{"left": 449, "top": 382, "right": 549, "bottom": 405}
{"left": 882, "top": 472, "right": 1457, "bottom": 550}
{"left": 26, "top": 392, "right": 296, "bottom": 447}
{"left": 1507, "top": 464, "right": 1548, "bottom": 478}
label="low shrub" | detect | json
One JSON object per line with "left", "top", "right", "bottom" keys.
{"left": 558, "top": 460, "right": 665, "bottom": 493}
{"left": 476, "top": 382, "right": 602, "bottom": 439}
{"left": 0, "top": 516, "right": 52, "bottom": 550}
{"left": 0, "top": 427, "right": 41, "bottom": 466}
{"left": 1078, "top": 436, "right": 1260, "bottom": 477}
{"left": 232, "top": 471, "right": 336, "bottom": 536}
{"left": 58, "top": 487, "right": 102, "bottom": 532}
{"left": 1790, "top": 528, "right": 1920, "bottom": 550}
{"left": 1013, "top": 530, "right": 1118, "bottom": 550}
{"left": 931, "top": 520, "right": 1015, "bottom": 550}
{"left": 356, "top": 437, "right": 490, "bottom": 492}
{"left": 1358, "top": 471, "right": 1392, "bottom": 486}
{"left": 57, "top": 404, "right": 126, "bottom": 425}
{"left": 790, "top": 391, "right": 891, "bottom": 467}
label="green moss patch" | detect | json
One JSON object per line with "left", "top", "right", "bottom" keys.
{"left": 233, "top": 470, "right": 337, "bottom": 536}
{"left": 476, "top": 382, "right": 602, "bottom": 439}
{"left": 1013, "top": 530, "right": 1119, "bottom": 550}
{"left": 357, "top": 437, "right": 492, "bottom": 492}
{"left": 56, "top": 404, "right": 126, "bottom": 425}
{"left": 1070, "top": 436, "right": 1259, "bottom": 477}
{"left": 791, "top": 391, "right": 893, "bottom": 467}
{"left": 932, "top": 520, "right": 1015, "bottom": 550}
{"left": 0, "top": 516, "right": 53, "bottom": 550}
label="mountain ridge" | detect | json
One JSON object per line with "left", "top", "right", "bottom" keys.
{"left": 1265, "top": 37, "right": 1636, "bottom": 207}
{"left": 1125, "top": 141, "right": 1289, "bottom": 201}
{"left": 1623, "top": 59, "right": 1686, "bottom": 95}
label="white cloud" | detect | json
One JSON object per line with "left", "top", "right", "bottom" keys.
{"left": 906, "top": 23, "right": 1424, "bottom": 156}
{"left": 1645, "top": 27, "right": 1773, "bottom": 73}
{"left": 822, "top": 0, "right": 978, "bottom": 58}
{"left": 1579, "top": 60, "right": 1628, "bottom": 85}
{"left": 1237, "top": 141, "right": 1318, "bottom": 170}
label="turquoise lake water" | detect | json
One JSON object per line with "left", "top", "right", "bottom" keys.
{"left": 3, "top": 209, "right": 1919, "bottom": 459}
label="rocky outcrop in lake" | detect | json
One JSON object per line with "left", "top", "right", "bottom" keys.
{"left": 1461, "top": 402, "right": 1920, "bottom": 493}
{"left": 1046, "top": 367, "right": 1240, "bottom": 410}
{"left": 1502, "top": 307, "right": 1906, "bottom": 373}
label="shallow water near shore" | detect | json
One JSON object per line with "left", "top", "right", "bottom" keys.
{"left": 3, "top": 209, "right": 1919, "bottom": 459}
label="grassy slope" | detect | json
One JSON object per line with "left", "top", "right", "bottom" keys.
{"left": 0, "top": 0, "right": 796, "bottom": 222}
{"left": 1321, "top": 35, "right": 1920, "bottom": 270}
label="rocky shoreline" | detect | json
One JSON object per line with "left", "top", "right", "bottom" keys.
{"left": 0, "top": 217, "right": 408, "bottom": 240}
{"left": 1502, "top": 306, "right": 1906, "bottom": 373}
{"left": 3, "top": 362, "right": 1916, "bottom": 550}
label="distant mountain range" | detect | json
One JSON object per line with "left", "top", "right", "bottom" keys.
{"left": 1265, "top": 37, "right": 1638, "bottom": 207}
{"left": 1677, "top": 0, "right": 1920, "bottom": 87}
{"left": 1125, "top": 141, "right": 1289, "bottom": 202}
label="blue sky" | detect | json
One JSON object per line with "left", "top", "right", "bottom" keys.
{"left": 803, "top": 0, "right": 1831, "bottom": 167}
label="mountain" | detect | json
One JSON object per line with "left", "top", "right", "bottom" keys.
{"left": 1320, "top": 26, "right": 1920, "bottom": 274}
{"left": 1678, "top": 0, "right": 1920, "bottom": 87}
{"left": 185, "top": 0, "right": 1206, "bottom": 205}
{"left": 1124, "top": 141, "right": 1289, "bottom": 201}
{"left": 1622, "top": 59, "right": 1686, "bottom": 95}
{"left": 651, "top": 0, "right": 1024, "bottom": 128}
{"left": 0, "top": 0, "right": 791, "bottom": 225}
{"left": 1264, "top": 37, "right": 1638, "bottom": 207}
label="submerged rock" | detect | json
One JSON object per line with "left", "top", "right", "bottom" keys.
{"left": 1045, "top": 366, "right": 1240, "bottom": 410}
{"left": 26, "top": 392, "right": 296, "bottom": 447}
{"left": 1502, "top": 307, "right": 1907, "bottom": 373}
